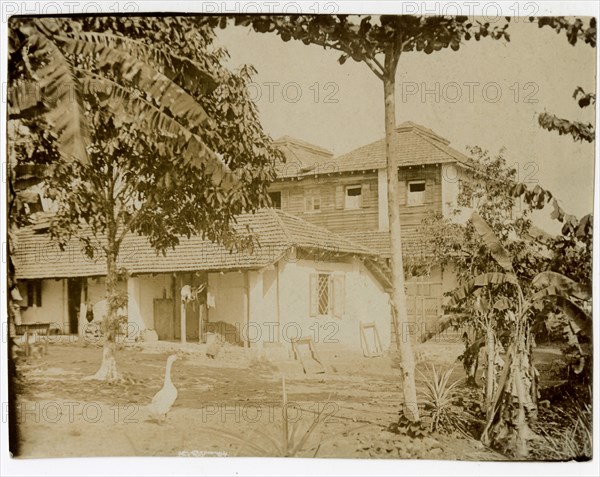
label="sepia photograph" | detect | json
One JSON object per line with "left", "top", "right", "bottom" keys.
{"left": 1, "top": 1, "right": 598, "bottom": 475}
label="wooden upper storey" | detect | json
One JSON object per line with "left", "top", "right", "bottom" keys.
{"left": 268, "top": 122, "right": 473, "bottom": 237}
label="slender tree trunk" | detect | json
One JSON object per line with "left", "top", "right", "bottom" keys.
{"left": 87, "top": 233, "right": 120, "bottom": 382}
{"left": 383, "top": 63, "right": 419, "bottom": 421}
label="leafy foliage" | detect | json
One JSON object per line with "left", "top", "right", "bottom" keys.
{"left": 537, "top": 111, "right": 594, "bottom": 143}
{"left": 533, "top": 387, "right": 592, "bottom": 461}
{"left": 538, "top": 406, "right": 592, "bottom": 461}
{"left": 533, "top": 16, "right": 596, "bottom": 47}
{"left": 529, "top": 17, "right": 596, "bottom": 143}
{"left": 9, "top": 16, "right": 281, "bottom": 381}
{"left": 9, "top": 16, "right": 282, "bottom": 190}
{"left": 465, "top": 217, "right": 590, "bottom": 458}
{"left": 214, "top": 15, "right": 509, "bottom": 81}
{"left": 506, "top": 183, "right": 592, "bottom": 293}
{"left": 421, "top": 146, "right": 592, "bottom": 456}
{"left": 46, "top": 108, "right": 256, "bottom": 257}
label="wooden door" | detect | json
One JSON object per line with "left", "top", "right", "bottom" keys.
{"left": 405, "top": 281, "right": 443, "bottom": 327}
{"left": 185, "top": 301, "right": 200, "bottom": 341}
{"left": 67, "top": 279, "right": 82, "bottom": 334}
{"left": 154, "top": 298, "right": 174, "bottom": 340}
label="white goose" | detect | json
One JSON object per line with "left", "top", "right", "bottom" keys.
{"left": 148, "top": 354, "right": 178, "bottom": 424}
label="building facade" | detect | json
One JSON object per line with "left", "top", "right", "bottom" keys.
{"left": 268, "top": 122, "right": 475, "bottom": 338}
{"left": 14, "top": 209, "right": 392, "bottom": 351}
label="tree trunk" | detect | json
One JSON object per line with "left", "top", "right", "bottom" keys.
{"left": 485, "top": 323, "right": 495, "bottom": 419}
{"left": 87, "top": 242, "right": 120, "bottom": 382}
{"left": 383, "top": 70, "right": 419, "bottom": 422}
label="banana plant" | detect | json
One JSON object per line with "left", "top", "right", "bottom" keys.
{"left": 451, "top": 212, "right": 592, "bottom": 457}
{"left": 8, "top": 16, "right": 232, "bottom": 187}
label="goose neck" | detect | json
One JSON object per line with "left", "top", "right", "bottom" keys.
{"left": 164, "top": 360, "right": 174, "bottom": 385}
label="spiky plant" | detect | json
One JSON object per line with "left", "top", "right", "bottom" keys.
{"left": 538, "top": 399, "right": 592, "bottom": 461}
{"left": 418, "top": 365, "right": 465, "bottom": 433}
{"left": 209, "top": 376, "right": 337, "bottom": 457}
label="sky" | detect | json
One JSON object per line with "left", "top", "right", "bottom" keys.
{"left": 214, "top": 17, "right": 596, "bottom": 228}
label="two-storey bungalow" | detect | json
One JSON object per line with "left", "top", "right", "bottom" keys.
{"left": 268, "top": 121, "right": 476, "bottom": 339}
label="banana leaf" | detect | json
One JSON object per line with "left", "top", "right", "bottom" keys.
{"left": 471, "top": 212, "right": 514, "bottom": 272}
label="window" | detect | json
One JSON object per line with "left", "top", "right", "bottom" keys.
{"left": 407, "top": 180, "right": 426, "bottom": 206}
{"left": 269, "top": 191, "right": 282, "bottom": 209}
{"left": 305, "top": 191, "right": 321, "bottom": 213}
{"left": 317, "top": 274, "right": 330, "bottom": 315}
{"left": 344, "top": 185, "right": 362, "bottom": 209}
{"left": 27, "top": 280, "right": 42, "bottom": 307}
{"left": 310, "top": 273, "right": 345, "bottom": 318}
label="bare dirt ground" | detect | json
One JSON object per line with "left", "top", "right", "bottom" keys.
{"left": 13, "top": 339, "right": 509, "bottom": 460}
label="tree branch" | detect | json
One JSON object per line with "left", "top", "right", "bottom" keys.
{"left": 363, "top": 57, "right": 384, "bottom": 80}
{"left": 116, "top": 199, "right": 154, "bottom": 245}
{"left": 372, "top": 55, "right": 385, "bottom": 73}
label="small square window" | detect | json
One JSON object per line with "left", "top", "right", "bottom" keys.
{"left": 305, "top": 191, "right": 321, "bottom": 213}
{"left": 269, "top": 191, "right": 281, "bottom": 209}
{"left": 345, "top": 185, "right": 362, "bottom": 209}
{"left": 407, "top": 180, "right": 426, "bottom": 206}
{"left": 410, "top": 182, "right": 426, "bottom": 193}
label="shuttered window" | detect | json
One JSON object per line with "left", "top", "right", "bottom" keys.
{"left": 335, "top": 186, "right": 344, "bottom": 209}
{"left": 281, "top": 189, "right": 290, "bottom": 209}
{"left": 362, "top": 183, "right": 371, "bottom": 207}
{"left": 332, "top": 275, "right": 345, "bottom": 319}
{"left": 309, "top": 273, "right": 345, "bottom": 318}
{"left": 305, "top": 190, "right": 321, "bottom": 213}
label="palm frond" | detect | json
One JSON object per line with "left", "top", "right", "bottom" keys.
{"left": 25, "top": 31, "right": 89, "bottom": 163}
{"left": 7, "top": 80, "right": 44, "bottom": 118}
{"left": 79, "top": 72, "right": 232, "bottom": 187}
{"left": 11, "top": 18, "right": 234, "bottom": 189}
{"left": 59, "top": 29, "right": 218, "bottom": 94}
{"left": 52, "top": 34, "right": 211, "bottom": 130}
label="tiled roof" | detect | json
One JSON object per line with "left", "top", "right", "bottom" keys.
{"left": 276, "top": 122, "right": 473, "bottom": 178}
{"left": 13, "top": 209, "right": 378, "bottom": 280}
{"left": 342, "top": 231, "right": 391, "bottom": 258}
{"left": 341, "top": 227, "right": 434, "bottom": 259}
{"left": 274, "top": 210, "right": 374, "bottom": 255}
{"left": 273, "top": 136, "right": 333, "bottom": 178}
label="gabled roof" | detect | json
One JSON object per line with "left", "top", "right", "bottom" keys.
{"left": 276, "top": 121, "right": 473, "bottom": 178}
{"left": 13, "top": 209, "right": 378, "bottom": 280}
{"left": 273, "top": 136, "right": 333, "bottom": 177}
